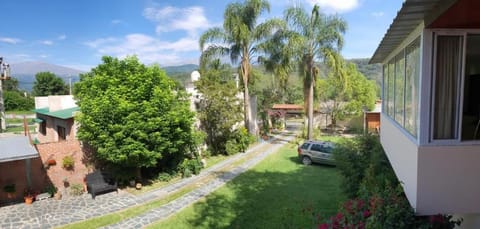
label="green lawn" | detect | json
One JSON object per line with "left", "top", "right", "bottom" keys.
{"left": 5, "top": 110, "right": 34, "bottom": 115}
{"left": 148, "top": 145, "right": 345, "bottom": 229}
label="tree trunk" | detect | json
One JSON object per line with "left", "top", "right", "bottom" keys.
{"left": 241, "top": 58, "right": 252, "bottom": 135}
{"left": 306, "top": 56, "right": 315, "bottom": 140}
{"left": 135, "top": 167, "right": 142, "bottom": 180}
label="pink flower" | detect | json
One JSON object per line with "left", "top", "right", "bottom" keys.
{"left": 363, "top": 210, "right": 371, "bottom": 218}
{"left": 318, "top": 223, "right": 329, "bottom": 229}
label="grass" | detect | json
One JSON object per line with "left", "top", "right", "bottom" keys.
{"left": 5, "top": 125, "right": 36, "bottom": 134}
{"left": 148, "top": 144, "right": 345, "bottom": 229}
{"left": 5, "top": 118, "right": 35, "bottom": 124}
{"left": 5, "top": 110, "right": 34, "bottom": 115}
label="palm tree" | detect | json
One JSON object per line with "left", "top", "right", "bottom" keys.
{"left": 284, "top": 5, "right": 346, "bottom": 139}
{"left": 199, "top": 0, "right": 283, "bottom": 135}
{"left": 258, "top": 28, "right": 294, "bottom": 95}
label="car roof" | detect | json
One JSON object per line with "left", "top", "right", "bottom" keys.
{"left": 303, "top": 140, "right": 335, "bottom": 147}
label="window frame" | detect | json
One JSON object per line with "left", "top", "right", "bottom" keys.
{"left": 428, "top": 29, "right": 480, "bottom": 144}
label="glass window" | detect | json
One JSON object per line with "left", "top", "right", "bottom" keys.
{"left": 301, "top": 143, "right": 310, "bottom": 150}
{"left": 383, "top": 66, "right": 389, "bottom": 114}
{"left": 387, "top": 61, "right": 395, "bottom": 117}
{"left": 310, "top": 144, "right": 323, "bottom": 152}
{"left": 433, "top": 35, "right": 463, "bottom": 140}
{"left": 395, "top": 52, "right": 405, "bottom": 125}
{"left": 405, "top": 38, "right": 420, "bottom": 137}
{"left": 461, "top": 34, "right": 480, "bottom": 141}
{"left": 383, "top": 37, "right": 421, "bottom": 139}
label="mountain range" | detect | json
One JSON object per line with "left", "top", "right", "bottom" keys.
{"left": 8, "top": 61, "right": 199, "bottom": 92}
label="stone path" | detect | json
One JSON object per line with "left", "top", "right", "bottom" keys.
{"left": 0, "top": 129, "right": 297, "bottom": 229}
{"left": 104, "top": 133, "right": 295, "bottom": 229}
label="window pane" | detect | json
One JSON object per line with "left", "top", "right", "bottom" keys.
{"left": 383, "top": 66, "right": 388, "bottom": 114}
{"left": 462, "top": 34, "right": 480, "bottom": 140}
{"left": 433, "top": 35, "right": 463, "bottom": 140}
{"left": 388, "top": 61, "right": 395, "bottom": 117}
{"left": 405, "top": 38, "right": 420, "bottom": 137}
{"left": 395, "top": 52, "right": 405, "bottom": 125}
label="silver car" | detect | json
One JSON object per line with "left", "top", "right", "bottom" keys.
{"left": 297, "top": 140, "right": 335, "bottom": 165}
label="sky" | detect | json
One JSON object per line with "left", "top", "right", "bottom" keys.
{"left": 0, "top": 0, "right": 404, "bottom": 71}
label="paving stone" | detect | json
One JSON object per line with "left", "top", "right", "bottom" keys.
{"left": 0, "top": 131, "right": 295, "bottom": 229}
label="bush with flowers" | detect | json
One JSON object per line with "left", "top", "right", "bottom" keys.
{"left": 317, "top": 134, "right": 462, "bottom": 229}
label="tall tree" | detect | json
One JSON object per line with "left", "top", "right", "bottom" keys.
{"left": 74, "top": 56, "right": 197, "bottom": 178}
{"left": 285, "top": 5, "right": 346, "bottom": 139}
{"left": 318, "top": 54, "right": 377, "bottom": 125}
{"left": 199, "top": 0, "right": 283, "bottom": 135}
{"left": 258, "top": 28, "right": 294, "bottom": 94}
{"left": 32, "top": 72, "right": 69, "bottom": 96}
{"left": 196, "top": 60, "right": 243, "bottom": 155}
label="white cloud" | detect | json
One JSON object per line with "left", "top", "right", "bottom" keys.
{"left": 39, "top": 54, "right": 49, "bottom": 58}
{"left": 111, "top": 19, "right": 122, "bottom": 25}
{"left": 42, "top": 40, "right": 53, "bottom": 45}
{"left": 84, "top": 37, "right": 118, "bottom": 48}
{"left": 0, "top": 37, "right": 21, "bottom": 44}
{"left": 371, "top": 12, "right": 384, "bottom": 17}
{"left": 143, "top": 6, "right": 210, "bottom": 36}
{"left": 306, "top": 0, "right": 360, "bottom": 13}
{"left": 58, "top": 34, "right": 67, "bottom": 40}
{"left": 85, "top": 34, "right": 199, "bottom": 66}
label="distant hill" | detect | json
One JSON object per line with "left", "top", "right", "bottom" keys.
{"left": 9, "top": 61, "right": 84, "bottom": 92}
{"left": 161, "top": 64, "right": 199, "bottom": 87}
{"left": 347, "top": 58, "right": 382, "bottom": 87}
{"left": 162, "top": 64, "right": 198, "bottom": 75}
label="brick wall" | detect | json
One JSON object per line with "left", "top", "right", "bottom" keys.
{"left": 35, "top": 140, "right": 92, "bottom": 194}
{"left": 0, "top": 158, "right": 46, "bottom": 203}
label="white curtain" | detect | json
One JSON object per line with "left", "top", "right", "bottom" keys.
{"left": 433, "top": 35, "right": 462, "bottom": 139}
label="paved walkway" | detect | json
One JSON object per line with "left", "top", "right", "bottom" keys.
{"left": 0, "top": 129, "right": 297, "bottom": 229}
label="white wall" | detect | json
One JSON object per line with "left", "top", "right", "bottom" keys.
{"left": 380, "top": 114, "right": 419, "bottom": 209}
{"left": 417, "top": 145, "right": 480, "bottom": 215}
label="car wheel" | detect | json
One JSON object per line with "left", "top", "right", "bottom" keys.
{"left": 302, "top": 156, "right": 312, "bottom": 165}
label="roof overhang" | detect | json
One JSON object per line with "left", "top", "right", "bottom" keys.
{"left": 369, "top": 0, "right": 457, "bottom": 64}
{"left": 34, "top": 106, "right": 79, "bottom": 119}
{"left": 0, "top": 136, "right": 39, "bottom": 163}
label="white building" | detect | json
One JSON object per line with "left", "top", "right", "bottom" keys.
{"left": 370, "top": 0, "right": 480, "bottom": 226}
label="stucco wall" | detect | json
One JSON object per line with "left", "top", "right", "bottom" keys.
{"left": 380, "top": 114, "right": 419, "bottom": 209}
{"left": 417, "top": 145, "right": 480, "bottom": 215}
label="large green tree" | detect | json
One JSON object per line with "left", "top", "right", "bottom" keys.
{"left": 2, "top": 77, "right": 34, "bottom": 111}
{"left": 32, "top": 71, "right": 69, "bottom": 96}
{"left": 74, "top": 56, "right": 197, "bottom": 178}
{"left": 318, "top": 55, "right": 377, "bottom": 125}
{"left": 199, "top": 0, "right": 283, "bottom": 135}
{"left": 195, "top": 60, "right": 243, "bottom": 155}
{"left": 285, "top": 5, "right": 346, "bottom": 139}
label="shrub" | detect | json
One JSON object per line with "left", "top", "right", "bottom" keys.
{"left": 179, "top": 159, "right": 203, "bottom": 177}
{"left": 225, "top": 139, "right": 240, "bottom": 155}
{"left": 43, "top": 184, "right": 57, "bottom": 197}
{"left": 183, "top": 168, "right": 192, "bottom": 178}
{"left": 69, "top": 183, "right": 84, "bottom": 196}
{"left": 156, "top": 172, "right": 172, "bottom": 182}
{"left": 62, "top": 155, "right": 75, "bottom": 170}
{"left": 322, "top": 135, "right": 463, "bottom": 229}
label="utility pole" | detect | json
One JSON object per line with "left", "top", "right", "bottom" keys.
{"left": 0, "top": 57, "right": 11, "bottom": 132}
{"left": 69, "top": 76, "right": 72, "bottom": 95}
